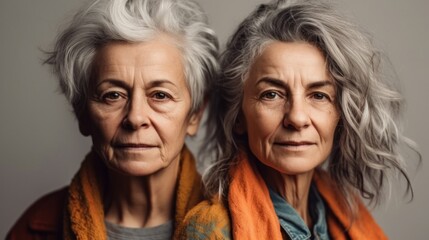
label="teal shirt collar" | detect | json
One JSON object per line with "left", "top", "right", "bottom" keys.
{"left": 269, "top": 184, "right": 330, "bottom": 240}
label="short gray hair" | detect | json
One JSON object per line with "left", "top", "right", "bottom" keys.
{"left": 45, "top": 0, "right": 219, "bottom": 117}
{"left": 203, "top": 0, "right": 420, "bottom": 214}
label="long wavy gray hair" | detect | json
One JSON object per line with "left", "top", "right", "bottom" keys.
{"left": 203, "top": 0, "right": 420, "bottom": 213}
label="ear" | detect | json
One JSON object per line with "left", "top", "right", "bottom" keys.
{"left": 76, "top": 104, "right": 91, "bottom": 137}
{"left": 186, "top": 104, "right": 206, "bottom": 136}
{"left": 233, "top": 112, "right": 246, "bottom": 135}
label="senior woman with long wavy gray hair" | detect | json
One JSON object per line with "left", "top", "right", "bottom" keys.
{"left": 7, "top": 0, "right": 218, "bottom": 239}
{"left": 178, "top": 0, "right": 420, "bottom": 239}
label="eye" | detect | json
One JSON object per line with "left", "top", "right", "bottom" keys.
{"left": 151, "top": 91, "right": 172, "bottom": 101}
{"left": 101, "top": 91, "right": 124, "bottom": 101}
{"left": 311, "top": 92, "right": 330, "bottom": 101}
{"left": 260, "top": 91, "right": 282, "bottom": 100}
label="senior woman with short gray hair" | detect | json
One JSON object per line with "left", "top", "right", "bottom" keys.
{"left": 179, "top": 0, "right": 420, "bottom": 239}
{"left": 7, "top": 0, "right": 218, "bottom": 239}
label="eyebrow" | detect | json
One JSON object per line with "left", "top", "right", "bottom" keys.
{"left": 307, "top": 80, "right": 335, "bottom": 89}
{"left": 256, "top": 77, "right": 286, "bottom": 88}
{"left": 145, "top": 79, "right": 177, "bottom": 88}
{"left": 96, "top": 79, "right": 177, "bottom": 89}
{"left": 256, "top": 77, "right": 334, "bottom": 89}
{"left": 96, "top": 79, "right": 128, "bottom": 89}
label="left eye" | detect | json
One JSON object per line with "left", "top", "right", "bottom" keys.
{"left": 261, "top": 91, "right": 281, "bottom": 100}
{"left": 152, "top": 91, "right": 171, "bottom": 100}
{"left": 102, "top": 91, "right": 123, "bottom": 101}
{"left": 311, "top": 92, "right": 329, "bottom": 101}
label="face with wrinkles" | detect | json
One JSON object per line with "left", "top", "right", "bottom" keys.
{"left": 81, "top": 37, "right": 202, "bottom": 176}
{"left": 241, "top": 41, "right": 340, "bottom": 175}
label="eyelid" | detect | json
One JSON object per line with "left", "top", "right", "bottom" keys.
{"left": 149, "top": 90, "right": 174, "bottom": 101}
{"left": 308, "top": 91, "right": 334, "bottom": 102}
{"left": 100, "top": 86, "right": 126, "bottom": 93}
{"left": 101, "top": 90, "right": 127, "bottom": 99}
{"left": 97, "top": 83, "right": 126, "bottom": 93}
{"left": 259, "top": 89, "right": 285, "bottom": 99}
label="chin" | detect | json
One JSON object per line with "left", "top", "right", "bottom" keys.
{"left": 278, "top": 168, "right": 316, "bottom": 176}
{"left": 108, "top": 160, "right": 167, "bottom": 177}
{"left": 267, "top": 158, "right": 322, "bottom": 176}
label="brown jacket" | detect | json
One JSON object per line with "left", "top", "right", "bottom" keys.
{"left": 7, "top": 187, "right": 68, "bottom": 239}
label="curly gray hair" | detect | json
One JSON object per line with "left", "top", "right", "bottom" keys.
{"left": 203, "top": 0, "right": 420, "bottom": 213}
{"left": 45, "top": 0, "right": 218, "bottom": 118}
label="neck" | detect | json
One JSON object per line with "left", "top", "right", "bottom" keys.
{"left": 104, "top": 158, "right": 180, "bottom": 228}
{"left": 258, "top": 163, "right": 314, "bottom": 227}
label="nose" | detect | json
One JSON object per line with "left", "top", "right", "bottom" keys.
{"left": 122, "top": 95, "right": 150, "bottom": 130}
{"left": 283, "top": 97, "right": 310, "bottom": 130}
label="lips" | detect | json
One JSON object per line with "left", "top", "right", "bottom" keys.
{"left": 274, "top": 141, "right": 315, "bottom": 151}
{"left": 275, "top": 141, "right": 314, "bottom": 146}
{"left": 114, "top": 143, "right": 157, "bottom": 148}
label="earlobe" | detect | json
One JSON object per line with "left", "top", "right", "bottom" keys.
{"left": 76, "top": 105, "right": 91, "bottom": 137}
{"left": 186, "top": 107, "right": 205, "bottom": 136}
{"left": 79, "top": 119, "right": 91, "bottom": 136}
{"left": 233, "top": 112, "right": 246, "bottom": 135}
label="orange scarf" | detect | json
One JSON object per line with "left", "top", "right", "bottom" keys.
{"left": 63, "top": 146, "right": 202, "bottom": 240}
{"left": 228, "top": 152, "right": 387, "bottom": 240}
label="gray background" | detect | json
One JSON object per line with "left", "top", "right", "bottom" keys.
{"left": 1, "top": 0, "right": 428, "bottom": 238}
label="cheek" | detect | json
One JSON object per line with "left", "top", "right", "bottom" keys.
{"left": 155, "top": 112, "right": 190, "bottom": 143}
{"left": 88, "top": 107, "right": 123, "bottom": 143}
{"left": 244, "top": 106, "right": 281, "bottom": 145}
{"left": 316, "top": 110, "right": 340, "bottom": 143}
{"left": 247, "top": 121, "right": 273, "bottom": 143}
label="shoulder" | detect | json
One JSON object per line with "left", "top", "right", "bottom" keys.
{"left": 6, "top": 187, "right": 68, "bottom": 240}
{"left": 176, "top": 198, "right": 232, "bottom": 240}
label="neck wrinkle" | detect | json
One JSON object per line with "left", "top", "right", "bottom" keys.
{"left": 104, "top": 157, "right": 180, "bottom": 228}
{"left": 257, "top": 161, "right": 314, "bottom": 226}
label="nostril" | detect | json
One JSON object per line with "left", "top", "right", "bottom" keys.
{"left": 124, "top": 97, "right": 150, "bottom": 129}
{"left": 283, "top": 111, "right": 311, "bottom": 130}
{"left": 122, "top": 113, "right": 150, "bottom": 130}
{"left": 121, "top": 117, "right": 133, "bottom": 129}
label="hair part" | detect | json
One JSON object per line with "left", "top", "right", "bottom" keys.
{"left": 45, "top": 0, "right": 219, "bottom": 118}
{"left": 203, "top": 0, "right": 420, "bottom": 215}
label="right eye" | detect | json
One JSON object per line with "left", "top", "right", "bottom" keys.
{"left": 260, "top": 91, "right": 283, "bottom": 100}
{"left": 101, "top": 91, "right": 125, "bottom": 102}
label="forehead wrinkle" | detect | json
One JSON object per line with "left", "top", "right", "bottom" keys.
{"left": 94, "top": 64, "right": 133, "bottom": 90}
{"left": 252, "top": 41, "right": 330, "bottom": 87}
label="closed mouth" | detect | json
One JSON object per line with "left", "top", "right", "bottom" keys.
{"left": 114, "top": 143, "right": 157, "bottom": 148}
{"left": 274, "top": 141, "right": 315, "bottom": 146}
